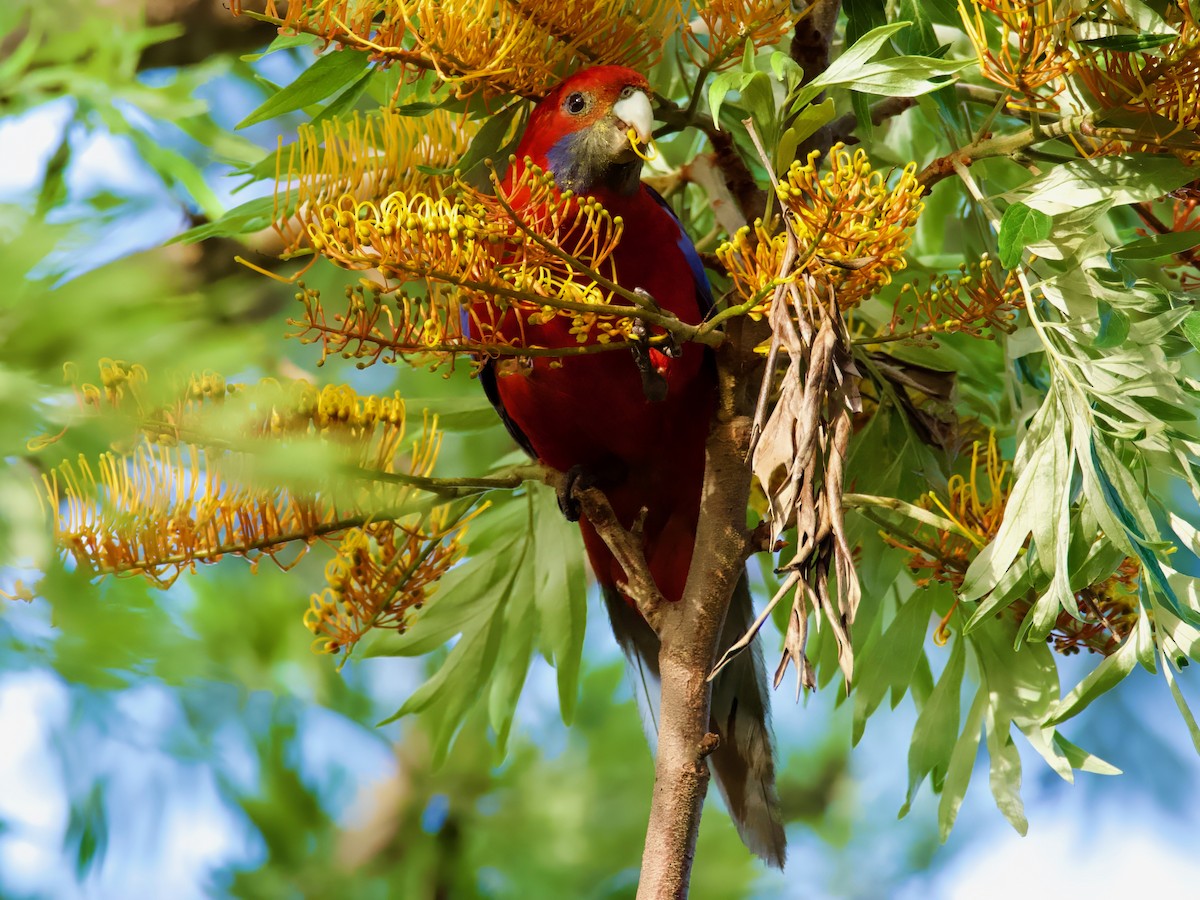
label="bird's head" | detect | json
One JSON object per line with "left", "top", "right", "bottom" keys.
{"left": 516, "top": 66, "right": 656, "bottom": 196}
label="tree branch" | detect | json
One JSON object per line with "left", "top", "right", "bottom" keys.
{"left": 916, "top": 110, "right": 1098, "bottom": 190}
{"left": 636, "top": 319, "right": 761, "bottom": 899}
{"left": 574, "top": 486, "right": 666, "bottom": 631}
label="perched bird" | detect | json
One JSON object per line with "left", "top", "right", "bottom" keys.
{"left": 473, "top": 65, "right": 785, "bottom": 867}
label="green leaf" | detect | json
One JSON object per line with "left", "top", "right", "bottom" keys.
{"left": 384, "top": 592, "right": 508, "bottom": 763}
{"left": 985, "top": 706, "right": 1027, "bottom": 835}
{"left": 1093, "top": 302, "right": 1130, "bottom": 349}
{"left": 309, "top": 67, "right": 374, "bottom": 128}
{"left": 997, "top": 202, "right": 1051, "bottom": 267}
{"left": 171, "top": 192, "right": 297, "bottom": 243}
{"left": 1044, "top": 628, "right": 1139, "bottom": 725}
{"left": 959, "top": 419, "right": 1058, "bottom": 603}
{"left": 240, "top": 32, "right": 316, "bottom": 61}
{"left": 938, "top": 687, "right": 987, "bottom": 841}
{"left": 895, "top": 0, "right": 940, "bottom": 55}
{"left": 840, "top": 56, "right": 972, "bottom": 96}
{"left": 404, "top": 394, "right": 507, "bottom": 432}
{"left": 1004, "top": 154, "right": 1196, "bottom": 214}
{"left": 708, "top": 70, "right": 742, "bottom": 129}
{"left": 457, "top": 102, "right": 523, "bottom": 177}
{"left": 237, "top": 49, "right": 370, "bottom": 129}
{"left": 900, "top": 636, "right": 965, "bottom": 817}
{"left": 488, "top": 560, "right": 536, "bottom": 757}
{"left": 1181, "top": 311, "right": 1200, "bottom": 351}
{"left": 1075, "top": 32, "right": 1176, "bottom": 50}
{"left": 531, "top": 483, "right": 587, "bottom": 722}
{"left": 1162, "top": 648, "right": 1200, "bottom": 754}
{"left": 852, "top": 590, "right": 935, "bottom": 744}
{"left": 1111, "top": 230, "right": 1200, "bottom": 261}
{"left": 1053, "top": 734, "right": 1121, "bottom": 775}
{"left": 776, "top": 98, "right": 835, "bottom": 169}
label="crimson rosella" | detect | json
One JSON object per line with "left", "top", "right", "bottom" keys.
{"left": 473, "top": 66, "right": 785, "bottom": 866}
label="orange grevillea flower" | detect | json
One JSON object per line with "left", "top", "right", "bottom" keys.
{"left": 718, "top": 145, "right": 924, "bottom": 317}
{"left": 1070, "top": 6, "right": 1200, "bottom": 160}
{"left": 686, "top": 0, "right": 799, "bottom": 70}
{"left": 886, "top": 254, "right": 1025, "bottom": 342}
{"left": 959, "top": 0, "right": 1074, "bottom": 105}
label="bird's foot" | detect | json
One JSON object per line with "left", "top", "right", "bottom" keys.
{"left": 630, "top": 316, "right": 678, "bottom": 403}
{"left": 557, "top": 464, "right": 595, "bottom": 522}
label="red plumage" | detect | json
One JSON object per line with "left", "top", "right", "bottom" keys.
{"left": 472, "top": 66, "right": 784, "bottom": 867}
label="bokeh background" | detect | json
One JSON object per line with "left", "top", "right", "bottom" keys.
{"left": 2, "top": 3, "right": 1199, "bottom": 897}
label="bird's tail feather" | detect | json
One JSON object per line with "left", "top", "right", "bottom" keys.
{"left": 602, "top": 576, "right": 786, "bottom": 868}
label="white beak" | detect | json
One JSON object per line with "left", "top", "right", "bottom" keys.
{"left": 613, "top": 90, "right": 655, "bottom": 144}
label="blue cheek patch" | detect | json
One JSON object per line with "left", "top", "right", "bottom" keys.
{"left": 546, "top": 132, "right": 581, "bottom": 185}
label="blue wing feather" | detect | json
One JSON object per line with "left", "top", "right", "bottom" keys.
{"left": 644, "top": 184, "right": 714, "bottom": 315}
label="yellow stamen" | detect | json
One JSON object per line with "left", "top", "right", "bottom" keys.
{"left": 627, "top": 127, "right": 657, "bottom": 162}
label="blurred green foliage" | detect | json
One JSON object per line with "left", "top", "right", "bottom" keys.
{"left": 4, "top": 0, "right": 1200, "bottom": 896}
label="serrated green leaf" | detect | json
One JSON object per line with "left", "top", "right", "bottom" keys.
{"left": 237, "top": 49, "right": 370, "bottom": 129}
{"left": 997, "top": 202, "right": 1052, "bottom": 268}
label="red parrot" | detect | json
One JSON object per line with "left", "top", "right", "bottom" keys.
{"left": 473, "top": 66, "right": 785, "bottom": 866}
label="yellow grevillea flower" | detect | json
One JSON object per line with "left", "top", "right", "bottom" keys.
{"left": 286, "top": 161, "right": 635, "bottom": 358}
{"left": 39, "top": 367, "right": 442, "bottom": 589}
{"left": 304, "top": 505, "right": 481, "bottom": 656}
{"left": 883, "top": 433, "right": 1140, "bottom": 655}
{"left": 718, "top": 145, "right": 924, "bottom": 317}
{"left": 236, "top": 0, "right": 680, "bottom": 98}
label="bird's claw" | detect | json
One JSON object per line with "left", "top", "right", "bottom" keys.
{"left": 557, "top": 464, "right": 593, "bottom": 522}
{"left": 630, "top": 317, "right": 673, "bottom": 403}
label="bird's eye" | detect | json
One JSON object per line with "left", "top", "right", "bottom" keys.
{"left": 619, "top": 86, "right": 635, "bottom": 99}
{"left": 565, "top": 92, "right": 588, "bottom": 115}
